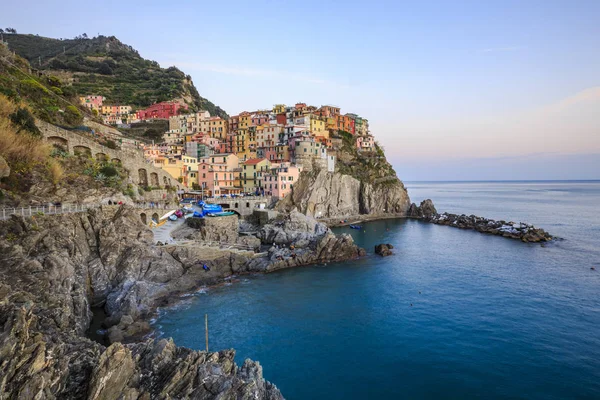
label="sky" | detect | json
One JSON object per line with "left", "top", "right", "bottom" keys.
{"left": 2, "top": 0, "right": 599, "bottom": 180}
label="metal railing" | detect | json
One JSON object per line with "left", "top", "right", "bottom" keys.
{"left": 0, "top": 204, "right": 93, "bottom": 220}
{"left": 0, "top": 202, "right": 179, "bottom": 220}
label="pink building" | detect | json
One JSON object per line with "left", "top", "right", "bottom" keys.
{"left": 197, "top": 154, "right": 242, "bottom": 196}
{"left": 79, "top": 95, "right": 104, "bottom": 111}
{"left": 356, "top": 135, "right": 375, "bottom": 151}
{"left": 261, "top": 162, "right": 301, "bottom": 199}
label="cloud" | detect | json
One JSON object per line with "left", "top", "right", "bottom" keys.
{"left": 481, "top": 46, "right": 523, "bottom": 53}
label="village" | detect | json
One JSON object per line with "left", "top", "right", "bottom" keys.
{"left": 79, "top": 96, "right": 376, "bottom": 199}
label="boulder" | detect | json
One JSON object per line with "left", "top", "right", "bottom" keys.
{"left": 375, "top": 243, "right": 394, "bottom": 257}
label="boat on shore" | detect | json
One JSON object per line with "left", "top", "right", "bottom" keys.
{"left": 207, "top": 211, "right": 236, "bottom": 217}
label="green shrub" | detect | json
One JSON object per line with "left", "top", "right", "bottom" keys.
{"left": 99, "top": 164, "right": 118, "bottom": 177}
{"left": 10, "top": 107, "right": 41, "bottom": 136}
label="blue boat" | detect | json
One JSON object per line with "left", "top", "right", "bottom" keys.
{"left": 349, "top": 224, "right": 362, "bottom": 229}
{"left": 168, "top": 214, "right": 178, "bottom": 221}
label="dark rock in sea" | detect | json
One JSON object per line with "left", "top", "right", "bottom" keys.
{"left": 375, "top": 243, "right": 394, "bottom": 256}
{"left": 408, "top": 199, "right": 437, "bottom": 218}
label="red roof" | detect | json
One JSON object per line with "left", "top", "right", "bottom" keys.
{"left": 244, "top": 158, "right": 267, "bottom": 165}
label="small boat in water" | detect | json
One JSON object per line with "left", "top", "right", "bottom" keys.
{"left": 349, "top": 224, "right": 362, "bottom": 229}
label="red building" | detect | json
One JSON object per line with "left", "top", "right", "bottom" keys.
{"left": 276, "top": 113, "right": 287, "bottom": 125}
{"left": 137, "top": 101, "right": 187, "bottom": 120}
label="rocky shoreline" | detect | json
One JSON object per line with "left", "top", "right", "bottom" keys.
{"left": 0, "top": 205, "right": 366, "bottom": 399}
{"left": 407, "top": 199, "right": 554, "bottom": 243}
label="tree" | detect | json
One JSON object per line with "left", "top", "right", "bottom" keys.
{"left": 98, "top": 62, "right": 113, "bottom": 75}
{"left": 0, "top": 29, "right": 4, "bottom": 34}
{"left": 5, "top": 27, "right": 17, "bottom": 34}
{"left": 82, "top": 33, "right": 88, "bottom": 39}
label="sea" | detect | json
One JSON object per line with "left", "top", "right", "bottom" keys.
{"left": 154, "top": 181, "right": 600, "bottom": 399}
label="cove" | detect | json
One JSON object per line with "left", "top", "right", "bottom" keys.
{"left": 155, "top": 182, "right": 600, "bottom": 399}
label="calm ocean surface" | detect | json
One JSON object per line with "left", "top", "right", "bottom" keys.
{"left": 155, "top": 181, "right": 600, "bottom": 399}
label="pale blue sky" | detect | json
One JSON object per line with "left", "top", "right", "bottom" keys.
{"left": 3, "top": 0, "right": 599, "bottom": 180}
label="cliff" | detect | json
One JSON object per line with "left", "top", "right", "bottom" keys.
{"left": 278, "top": 133, "right": 411, "bottom": 219}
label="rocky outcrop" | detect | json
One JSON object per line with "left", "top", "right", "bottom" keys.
{"left": 277, "top": 169, "right": 411, "bottom": 218}
{"left": 0, "top": 205, "right": 368, "bottom": 398}
{"left": 408, "top": 199, "right": 553, "bottom": 243}
{"left": 0, "top": 206, "right": 283, "bottom": 399}
{"left": 407, "top": 199, "right": 437, "bottom": 218}
{"left": 250, "top": 210, "right": 365, "bottom": 271}
{"left": 375, "top": 243, "right": 394, "bottom": 257}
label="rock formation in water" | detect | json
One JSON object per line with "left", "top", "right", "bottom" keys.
{"left": 408, "top": 199, "right": 553, "bottom": 242}
{"left": 374, "top": 243, "right": 394, "bottom": 257}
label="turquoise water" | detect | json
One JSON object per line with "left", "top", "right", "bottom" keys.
{"left": 155, "top": 181, "right": 600, "bottom": 399}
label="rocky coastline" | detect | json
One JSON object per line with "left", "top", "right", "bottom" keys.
{"left": 0, "top": 205, "right": 365, "bottom": 399}
{"left": 407, "top": 199, "right": 554, "bottom": 243}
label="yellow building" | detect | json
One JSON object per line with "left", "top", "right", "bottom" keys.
{"left": 208, "top": 117, "right": 228, "bottom": 140}
{"left": 309, "top": 114, "right": 328, "bottom": 139}
{"left": 241, "top": 158, "right": 271, "bottom": 192}
{"left": 273, "top": 104, "right": 286, "bottom": 114}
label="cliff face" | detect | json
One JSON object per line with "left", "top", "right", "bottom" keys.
{"left": 278, "top": 169, "right": 411, "bottom": 219}
{"left": 278, "top": 132, "right": 411, "bottom": 219}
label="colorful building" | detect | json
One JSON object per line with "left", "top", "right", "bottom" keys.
{"left": 261, "top": 163, "right": 301, "bottom": 199}
{"left": 79, "top": 95, "right": 104, "bottom": 111}
{"left": 356, "top": 135, "right": 375, "bottom": 151}
{"left": 197, "top": 154, "right": 242, "bottom": 196}
{"left": 241, "top": 158, "right": 271, "bottom": 192}
{"left": 137, "top": 101, "right": 187, "bottom": 120}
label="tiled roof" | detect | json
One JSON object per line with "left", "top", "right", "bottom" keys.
{"left": 244, "top": 158, "right": 267, "bottom": 165}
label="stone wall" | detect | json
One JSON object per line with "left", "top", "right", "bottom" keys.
{"left": 37, "top": 120, "right": 180, "bottom": 190}
{"left": 185, "top": 214, "right": 239, "bottom": 243}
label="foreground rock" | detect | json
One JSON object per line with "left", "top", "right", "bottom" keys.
{"left": 375, "top": 243, "right": 394, "bottom": 256}
{"left": 0, "top": 205, "right": 367, "bottom": 398}
{"left": 0, "top": 206, "right": 283, "bottom": 399}
{"left": 408, "top": 199, "right": 553, "bottom": 242}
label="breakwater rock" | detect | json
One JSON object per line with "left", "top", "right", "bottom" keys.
{"left": 408, "top": 199, "right": 553, "bottom": 243}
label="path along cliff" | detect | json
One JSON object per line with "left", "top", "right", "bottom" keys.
{"left": 0, "top": 206, "right": 362, "bottom": 399}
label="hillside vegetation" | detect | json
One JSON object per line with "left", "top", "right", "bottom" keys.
{"left": 3, "top": 33, "right": 228, "bottom": 118}
{"left": 0, "top": 43, "right": 85, "bottom": 127}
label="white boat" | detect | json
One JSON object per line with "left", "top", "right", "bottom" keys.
{"left": 159, "top": 210, "right": 176, "bottom": 221}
